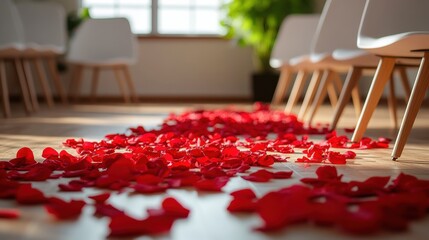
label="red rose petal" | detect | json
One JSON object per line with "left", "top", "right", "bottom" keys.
{"left": 42, "top": 147, "right": 59, "bottom": 159}
{"left": 316, "top": 166, "right": 342, "bottom": 181}
{"left": 340, "top": 202, "right": 382, "bottom": 235}
{"left": 230, "top": 188, "right": 257, "bottom": 199}
{"left": 161, "top": 197, "right": 190, "bottom": 218}
{"left": 310, "top": 200, "right": 347, "bottom": 226}
{"left": 108, "top": 213, "right": 176, "bottom": 237}
{"left": 272, "top": 171, "right": 293, "bottom": 179}
{"left": 15, "top": 147, "right": 36, "bottom": 165}
{"left": 222, "top": 146, "right": 240, "bottom": 157}
{"left": 327, "top": 151, "right": 347, "bottom": 164}
{"left": 0, "top": 209, "right": 20, "bottom": 219}
{"left": 194, "top": 177, "right": 229, "bottom": 192}
{"left": 256, "top": 191, "right": 311, "bottom": 232}
{"left": 89, "top": 192, "right": 111, "bottom": 204}
{"left": 16, "top": 184, "right": 47, "bottom": 205}
{"left": 108, "top": 213, "right": 147, "bottom": 237}
{"left": 94, "top": 203, "right": 124, "bottom": 217}
{"left": 45, "top": 197, "right": 86, "bottom": 220}
{"left": 58, "top": 182, "right": 84, "bottom": 192}
{"left": 257, "top": 155, "right": 275, "bottom": 167}
{"left": 227, "top": 197, "right": 258, "bottom": 213}
{"left": 227, "top": 188, "right": 258, "bottom": 213}
{"left": 133, "top": 183, "right": 167, "bottom": 194}
{"left": 344, "top": 128, "right": 355, "bottom": 133}
{"left": 8, "top": 165, "right": 53, "bottom": 181}
{"left": 136, "top": 174, "right": 163, "bottom": 185}
{"left": 241, "top": 169, "right": 273, "bottom": 182}
{"left": 344, "top": 151, "right": 356, "bottom": 159}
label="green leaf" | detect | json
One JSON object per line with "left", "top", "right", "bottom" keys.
{"left": 220, "top": 0, "right": 314, "bottom": 72}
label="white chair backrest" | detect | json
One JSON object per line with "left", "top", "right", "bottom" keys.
{"left": 311, "top": 0, "right": 367, "bottom": 54}
{"left": 270, "top": 14, "right": 320, "bottom": 68}
{"left": 0, "top": 0, "right": 25, "bottom": 50}
{"left": 67, "top": 18, "right": 138, "bottom": 64}
{"left": 358, "top": 0, "right": 429, "bottom": 44}
{"left": 16, "top": 1, "right": 67, "bottom": 54}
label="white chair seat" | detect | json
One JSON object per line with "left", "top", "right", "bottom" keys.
{"left": 0, "top": 44, "right": 25, "bottom": 52}
{"left": 25, "top": 45, "right": 65, "bottom": 55}
{"left": 332, "top": 49, "right": 380, "bottom": 66}
{"left": 309, "top": 53, "right": 350, "bottom": 71}
{"left": 289, "top": 54, "right": 313, "bottom": 68}
{"left": 67, "top": 58, "right": 135, "bottom": 66}
{"left": 309, "top": 52, "right": 330, "bottom": 63}
{"left": 359, "top": 32, "right": 429, "bottom": 57}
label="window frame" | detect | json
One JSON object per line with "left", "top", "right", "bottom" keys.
{"left": 81, "top": 0, "right": 227, "bottom": 38}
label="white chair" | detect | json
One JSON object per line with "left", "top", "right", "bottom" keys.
{"left": 270, "top": 14, "right": 320, "bottom": 111}
{"left": 294, "top": 0, "right": 367, "bottom": 124}
{"left": 302, "top": 0, "right": 411, "bottom": 128}
{"left": 350, "top": 0, "right": 429, "bottom": 160}
{"left": 16, "top": 1, "right": 69, "bottom": 107}
{"left": 0, "top": 0, "right": 33, "bottom": 117}
{"left": 67, "top": 18, "right": 139, "bottom": 103}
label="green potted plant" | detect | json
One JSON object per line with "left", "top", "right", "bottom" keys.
{"left": 221, "top": 0, "right": 314, "bottom": 102}
{"left": 67, "top": 7, "right": 91, "bottom": 37}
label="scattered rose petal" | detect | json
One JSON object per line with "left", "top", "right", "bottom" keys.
{"left": 0, "top": 209, "right": 20, "bottom": 219}
{"left": 194, "top": 177, "right": 229, "bottom": 192}
{"left": 45, "top": 197, "right": 86, "bottom": 220}
{"left": 94, "top": 203, "right": 124, "bottom": 217}
{"left": 16, "top": 184, "right": 47, "bottom": 205}
{"left": 242, "top": 169, "right": 273, "bottom": 182}
{"left": 89, "top": 192, "right": 111, "bottom": 204}
{"left": 108, "top": 213, "right": 176, "bottom": 237}
{"left": 161, "top": 197, "right": 190, "bottom": 218}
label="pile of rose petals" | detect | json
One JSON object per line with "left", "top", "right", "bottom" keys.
{"left": 1, "top": 104, "right": 427, "bottom": 237}
{"left": 228, "top": 166, "right": 429, "bottom": 235}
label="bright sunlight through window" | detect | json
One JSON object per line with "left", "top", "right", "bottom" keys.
{"left": 82, "top": 0, "right": 228, "bottom": 35}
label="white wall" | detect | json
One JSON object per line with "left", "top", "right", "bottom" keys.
{"left": 72, "top": 39, "right": 254, "bottom": 98}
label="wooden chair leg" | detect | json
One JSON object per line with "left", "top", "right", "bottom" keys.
{"left": 351, "top": 85, "right": 362, "bottom": 118}
{"left": 114, "top": 66, "right": 130, "bottom": 103}
{"left": 326, "top": 80, "right": 338, "bottom": 108}
{"left": 352, "top": 57, "right": 396, "bottom": 142}
{"left": 0, "top": 60, "right": 11, "bottom": 118}
{"left": 387, "top": 76, "right": 398, "bottom": 130}
{"left": 70, "top": 65, "right": 84, "bottom": 103}
{"left": 307, "top": 70, "right": 334, "bottom": 126}
{"left": 47, "top": 57, "right": 68, "bottom": 104}
{"left": 333, "top": 71, "right": 344, "bottom": 93}
{"left": 285, "top": 70, "right": 308, "bottom": 113}
{"left": 13, "top": 58, "right": 33, "bottom": 113}
{"left": 90, "top": 67, "right": 100, "bottom": 102}
{"left": 272, "top": 67, "right": 293, "bottom": 105}
{"left": 34, "top": 58, "right": 54, "bottom": 108}
{"left": 22, "top": 59, "right": 39, "bottom": 111}
{"left": 122, "top": 65, "right": 138, "bottom": 103}
{"left": 326, "top": 71, "right": 343, "bottom": 108}
{"left": 330, "top": 67, "right": 363, "bottom": 131}
{"left": 392, "top": 52, "right": 429, "bottom": 160}
{"left": 397, "top": 66, "right": 411, "bottom": 103}
{"left": 298, "top": 69, "right": 323, "bottom": 121}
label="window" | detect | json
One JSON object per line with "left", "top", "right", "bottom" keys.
{"left": 82, "top": 0, "right": 228, "bottom": 35}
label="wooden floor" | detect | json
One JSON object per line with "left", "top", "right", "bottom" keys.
{"left": 0, "top": 102, "right": 428, "bottom": 240}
